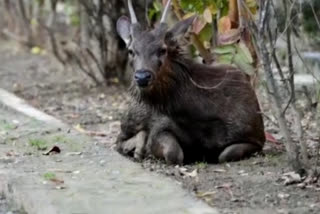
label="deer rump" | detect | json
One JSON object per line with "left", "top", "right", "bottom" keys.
{"left": 115, "top": 0, "right": 265, "bottom": 164}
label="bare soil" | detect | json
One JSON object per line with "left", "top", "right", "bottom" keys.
{"left": 0, "top": 40, "right": 319, "bottom": 214}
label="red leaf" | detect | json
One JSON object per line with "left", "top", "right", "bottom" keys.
{"left": 265, "top": 132, "right": 278, "bottom": 144}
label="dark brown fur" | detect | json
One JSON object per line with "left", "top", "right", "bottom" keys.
{"left": 130, "top": 48, "right": 265, "bottom": 163}
{"left": 116, "top": 13, "right": 265, "bottom": 164}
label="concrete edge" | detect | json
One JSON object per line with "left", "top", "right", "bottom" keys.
{"left": 0, "top": 173, "right": 57, "bottom": 214}
{"left": 0, "top": 88, "right": 218, "bottom": 214}
{"left": 0, "top": 88, "right": 63, "bottom": 126}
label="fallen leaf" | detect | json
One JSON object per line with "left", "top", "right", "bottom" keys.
{"left": 281, "top": 171, "right": 302, "bottom": 185}
{"left": 66, "top": 152, "right": 82, "bottom": 156}
{"left": 50, "top": 178, "right": 64, "bottom": 185}
{"left": 43, "top": 146, "right": 61, "bottom": 155}
{"left": 265, "top": 131, "right": 279, "bottom": 144}
{"left": 179, "top": 168, "right": 198, "bottom": 178}
{"left": 55, "top": 186, "right": 67, "bottom": 190}
{"left": 277, "top": 192, "right": 290, "bottom": 199}
{"left": 74, "top": 124, "right": 107, "bottom": 137}
{"left": 188, "top": 169, "right": 198, "bottom": 177}
{"left": 238, "top": 170, "right": 248, "bottom": 176}
{"left": 213, "top": 169, "right": 226, "bottom": 173}
{"left": 196, "top": 191, "right": 216, "bottom": 198}
{"left": 215, "top": 183, "right": 232, "bottom": 189}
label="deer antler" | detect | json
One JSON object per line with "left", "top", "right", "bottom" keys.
{"left": 160, "top": 0, "right": 172, "bottom": 23}
{"left": 128, "top": 0, "right": 138, "bottom": 24}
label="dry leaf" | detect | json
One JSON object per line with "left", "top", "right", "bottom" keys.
{"left": 281, "top": 171, "right": 302, "bottom": 185}
{"left": 196, "top": 191, "right": 216, "bottom": 198}
{"left": 277, "top": 192, "right": 290, "bottom": 199}
{"left": 66, "top": 152, "right": 82, "bottom": 156}
{"left": 179, "top": 168, "right": 198, "bottom": 178}
{"left": 192, "top": 17, "right": 207, "bottom": 35}
{"left": 203, "top": 8, "right": 212, "bottom": 23}
{"left": 218, "top": 29, "right": 241, "bottom": 45}
{"left": 43, "top": 146, "right": 61, "bottom": 155}
{"left": 218, "top": 16, "right": 232, "bottom": 34}
{"left": 213, "top": 169, "right": 226, "bottom": 173}
{"left": 49, "top": 178, "right": 64, "bottom": 185}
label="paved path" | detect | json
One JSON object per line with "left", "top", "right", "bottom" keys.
{"left": 0, "top": 89, "right": 217, "bottom": 214}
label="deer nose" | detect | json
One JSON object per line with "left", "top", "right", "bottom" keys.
{"left": 134, "top": 70, "right": 152, "bottom": 87}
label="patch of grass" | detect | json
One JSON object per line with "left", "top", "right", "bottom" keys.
{"left": 53, "top": 135, "right": 68, "bottom": 143}
{"left": 264, "top": 152, "right": 284, "bottom": 165}
{"left": 3, "top": 123, "right": 16, "bottom": 130}
{"left": 0, "top": 120, "right": 16, "bottom": 131}
{"left": 195, "top": 161, "right": 208, "bottom": 169}
{"left": 43, "top": 172, "right": 56, "bottom": 180}
{"left": 29, "top": 138, "right": 47, "bottom": 151}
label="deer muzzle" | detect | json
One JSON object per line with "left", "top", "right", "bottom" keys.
{"left": 134, "top": 69, "right": 152, "bottom": 88}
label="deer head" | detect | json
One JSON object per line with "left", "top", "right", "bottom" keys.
{"left": 116, "top": 0, "right": 195, "bottom": 88}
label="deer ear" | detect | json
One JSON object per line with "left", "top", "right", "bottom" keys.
{"left": 117, "top": 16, "right": 131, "bottom": 46}
{"left": 164, "top": 16, "right": 196, "bottom": 43}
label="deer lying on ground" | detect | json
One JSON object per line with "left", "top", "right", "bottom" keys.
{"left": 116, "top": 0, "right": 265, "bottom": 164}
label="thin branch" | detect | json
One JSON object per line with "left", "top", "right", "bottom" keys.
{"left": 308, "top": 1, "right": 320, "bottom": 30}
{"left": 255, "top": 0, "right": 302, "bottom": 172}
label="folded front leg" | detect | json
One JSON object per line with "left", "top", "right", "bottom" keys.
{"left": 148, "top": 132, "right": 184, "bottom": 165}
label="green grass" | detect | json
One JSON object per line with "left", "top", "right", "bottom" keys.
{"left": 195, "top": 161, "right": 208, "bottom": 169}
{"left": 0, "top": 120, "right": 16, "bottom": 131}
{"left": 29, "top": 138, "right": 47, "bottom": 150}
{"left": 53, "top": 135, "right": 68, "bottom": 144}
{"left": 43, "top": 172, "right": 56, "bottom": 180}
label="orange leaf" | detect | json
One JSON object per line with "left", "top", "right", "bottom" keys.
{"left": 218, "top": 16, "right": 232, "bottom": 34}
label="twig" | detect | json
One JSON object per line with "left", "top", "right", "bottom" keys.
{"left": 282, "top": 0, "right": 309, "bottom": 166}
{"left": 255, "top": 0, "right": 302, "bottom": 172}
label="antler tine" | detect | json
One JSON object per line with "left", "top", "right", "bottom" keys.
{"left": 128, "top": 0, "right": 138, "bottom": 24}
{"left": 160, "top": 0, "right": 172, "bottom": 23}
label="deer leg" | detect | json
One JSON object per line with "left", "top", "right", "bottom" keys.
{"left": 133, "top": 131, "right": 147, "bottom": 160}
{"left": 116, "top": 130, "right": 147, "bottom": 160}
{"left": 148, "top": 132, "right": 184, "bottom": 165}
{"left": 218, "top": 143, "right": 261, "bottom": 163}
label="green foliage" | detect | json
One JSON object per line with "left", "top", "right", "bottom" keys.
{"left": 29, "top": 138, "right": 47, "bottom": 150}
{"left": 214, "top": 43, "right": 255, "bottom": 75}
{"left": 43, "top": 172, "right": 56, "bottom": 180}
{"left": 198, "top": 23, "right": 213, "bottom": 43}
{"left": 148, "top": 1, "right": 163, "bottom": 23}
{"left": 195, "top": 161, "right": 208, "bottom": 169}
{"left": 302, "top": 0, "right": 320, "bottom": 35}
{"left": 180, "top": 0, "right": 228, "bottom": 14}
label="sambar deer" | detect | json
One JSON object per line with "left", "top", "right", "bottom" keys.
{"left": 116, "top": 0, "right": 265, "bottom": 164}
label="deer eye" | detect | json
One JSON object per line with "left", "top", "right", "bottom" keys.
{"left": 128, "top": 49, "right": 134, "bottom": 56}
{"left": 157, "top": 48, "right": 167, "bottom": 57}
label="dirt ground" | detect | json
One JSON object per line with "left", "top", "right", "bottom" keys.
{"left": 0, "top": 40, "right": 319, "bottom": 214}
